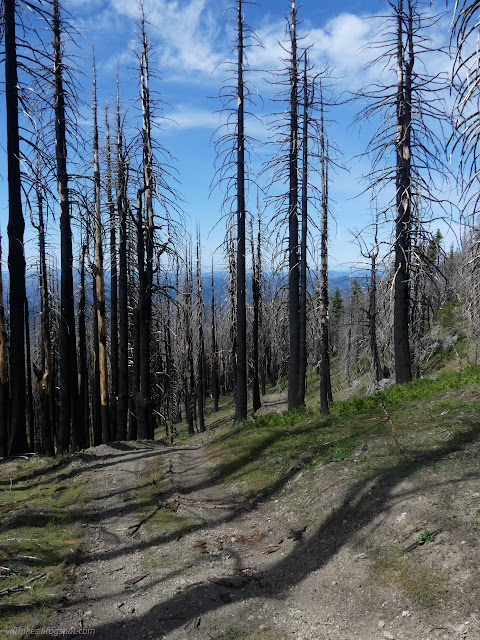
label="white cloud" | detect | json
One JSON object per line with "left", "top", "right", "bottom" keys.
{"left": 161, "top": 104, "right": 221, "bottom": 130}
{"left": 110, "top": 0, "right": 228, "bottom": 77}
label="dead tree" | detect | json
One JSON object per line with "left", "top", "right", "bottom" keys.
{"left": 105, "top": 105, "right": 118, "bottom": 441}
{"left": 318, "top": 84, "right": 331, "bottom": 415}
{"left": 211, "top": 261, "right": 220, "bottom": 412}
{"left": 287, "top": 0, "right": 300, "bottom": 410}
{"left": 354, "top": 0, "right": 451, "bottom": 385}
{"left": 196, "top": 230, "right": 206, "bottom": 432}
{"left": 30, "top": 171, "right": 55, "bottom": 456}
{"left": 5, "top": 0, "right": 27, "bottom": 453}
{"left": 92, "top": 50, "right": 110, "bottom": 443}
{"left": 52, "top": 0, "right": 79, "bottom": 452}
{"left": 116, "top": 75, "right": 129, "bottom": 441}
{"left": 0, "top": 241, "right": 9, "bottom": 457}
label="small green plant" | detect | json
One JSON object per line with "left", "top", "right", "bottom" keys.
{"left": 418, "top": 529, "right": 436, "bottom": 545}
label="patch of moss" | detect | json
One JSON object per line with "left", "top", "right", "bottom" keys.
{"left": 372, "top": 550, "right": 449, "bottom": 608}
{"left": 205, "top": 626, "right": 288, "bottom": 640}
{"left": 0, "top": 456, "right": 87, "bottom": 634}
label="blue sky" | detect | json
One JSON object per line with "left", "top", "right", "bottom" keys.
{"left": 0, "top": 0, "right": 459, "bottom": 274}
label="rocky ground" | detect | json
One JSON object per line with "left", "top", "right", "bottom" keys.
{"left": 49, "top": 429, "right": 480, "bottom": 640}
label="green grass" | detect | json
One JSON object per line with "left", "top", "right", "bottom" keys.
{"left": 372, "top": 550, "right": 449, "bottom": 608}
{"left": 207, "top": 365, "right": 480, "bottom": 501}
{"left": 205, "top": 626, "right": 288, "bottom": 640}
{"left": 0, "top": 456, "right": 87, "bottom": 635}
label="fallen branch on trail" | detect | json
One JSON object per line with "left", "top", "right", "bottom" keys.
{"left": 0, "top": 573, "right": 47, "bottom": 597}
{"left": 0, "top": 454, "right": 38, "bottom": 463}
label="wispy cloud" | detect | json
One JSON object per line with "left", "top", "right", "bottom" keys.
{"left": 110, "top": 0, "right": 228, "bottom": 77}
{"left": 161, "top": 104, "right": 221, "bottom": 131}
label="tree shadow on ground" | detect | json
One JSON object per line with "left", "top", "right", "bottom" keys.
{"left": 61, "top": 418, "right": 480, "bottom": 638}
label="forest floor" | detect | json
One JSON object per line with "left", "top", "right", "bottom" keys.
{"left": 2, "top": 372, "right": 480, "bottom": 640}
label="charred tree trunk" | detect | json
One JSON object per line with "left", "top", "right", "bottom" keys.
{"left": 105, "top": 106, "right": 118, "bottom": 441}
{"left": 92, "top": 269, "right": 102, "bottom": 447}
{"left": 53, "top": 0, "right": 79, "bottom": 453}
{"left": 297, "top": 53, "right": 308, "bottom": 407}
{"left": 0, "top": 242, "right": 9, "bottom": 457}
{"left": 287, "top": 0, "right": 300, "bottom": 411}
{"left": 185, "top": 251, "right": 195, "bottom": 436}
{"left": 5, "top": 0, "right": 27, "bottom": 454}
{"left": 116, "top": 79, "right": 129, "bottom": 441}
{"left": 139, "top": 14, "right": 154, "bottom": 440}
{"left": 319, "top": 89, "right": 331, "bottom": 416}
{"left": 196, "top": 233, "right": 206, "bottom": 432}
{"left": 394, "top": 0, "right": 413, "bottom": 384}
{"left": 211, "top": 262, "right": 219, "bottom": 412}
{"left": 78, "top": 244, "right": 89, "bottom": 448}
{"left": 25, "top": 298, "right": 34, "bottom": 449}
{"left": 92, "top": 52, "right": 110, "bottom": 444}
{"left": 228, "top": 232, "right": 237, "bottom": 394}
{"left": 32, "top": 190, "right": 55, "bottom": 455}
{"left": 235, "top": 0, "right": 248, "bottom": 422}
{"left": 369, "top": 247, "right": 382, "bottom": 384}
{"left": 250, "top": 219, "right": 261, "bottom": 412}
{"left": 134, "top": 187, "right": 147, "bottom": 439}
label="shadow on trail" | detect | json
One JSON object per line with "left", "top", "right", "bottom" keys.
{"left": 73, "top": 419, "right": 480, "bottom": 639}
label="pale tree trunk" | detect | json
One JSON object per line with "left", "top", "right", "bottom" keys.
{"left": 92, "top": 52, "right": 110, "bottom": 443}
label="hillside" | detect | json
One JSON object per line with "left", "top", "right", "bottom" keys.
{"left": 1, "top": 362, "right": 479, "bottom": 639}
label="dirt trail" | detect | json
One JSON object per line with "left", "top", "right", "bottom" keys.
{"left": 51, "top": 438, "right": 479, "bottom": 640}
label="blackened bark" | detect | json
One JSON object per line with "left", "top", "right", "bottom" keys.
{"left": 0, "top": 242, "right": 9, "bottom": 457}
{"left": 196, "top": 235, "right": 206, "bottom": 432}
{"left": 135, "top": 188, "right": 147, "bottom": 439}
{"left": 394, "top": 0, "right": 413, "bottom": 384}
{"left": 319, "top": 91, "right": 331, "bottom": 416}
{"left": 116, "top": 78, "right": 129, "bottom": 441}
{"left": 5, "top": 0, "right": 27, "bottom": 454}
{"left": 288, "top": 0, "right": 300, "bottom": 411}
{"left": 228, "top": 233, "right": 237, "bottom": 394}
{"left": 53, "top": 0, "right": 79, "bottom": 453}
{"left": 78, "top": 244, "right": 89, "bottom": 448}
{"left": 105, "top": 107, "right": 118, "bottom": 441}
{"left": 211, "top": 263, "right": 219, "bottom": 412}
{"left": 33, "top": 191, "right": 55, "bottom": 456}
{"left": 369, "top": 249, "right": 382, "bottom": 383}
{"left": 297, "top": 53, "right": 308, "bottom": 407}
{"left": 25, "top": 298, "right": 34, "bottom": 449}
{"left": 139, "top": 13, "right": 154, "bottom": 440}
{"left": 250, "top": 220, "right": 261, "bottom": 412}
{"left": 92, "top": 271, "right": 102, "bottom": 447}
{"left": 235, "top": 0, "right": 248, "bottom": 422}
{"left": 185, "top": 252, "right": 195, "bottom": 436}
